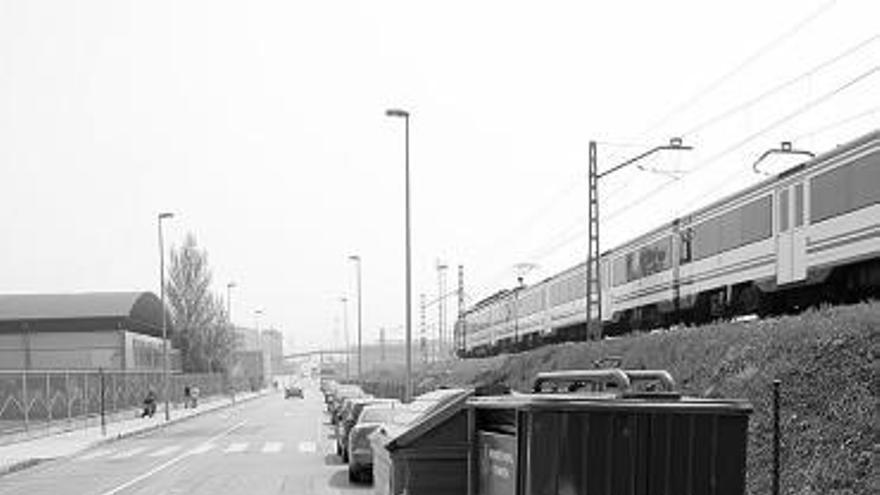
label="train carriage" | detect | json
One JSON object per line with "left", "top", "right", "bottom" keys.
{"left": 460, "top": 129, "right": 880, "bottom": 357}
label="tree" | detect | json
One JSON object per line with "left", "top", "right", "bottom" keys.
{"left": 165, "top": 232, "right": 234, "bottom": 373}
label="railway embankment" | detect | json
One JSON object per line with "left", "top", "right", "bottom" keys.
{"left": 366, "top": 301, "right": 879, "bottom": 494}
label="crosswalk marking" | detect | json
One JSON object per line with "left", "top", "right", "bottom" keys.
{"left": 110, "top": 447, "right": 148, "bottom": 459}
{"left": 261, "top": 442, "right": 283, "bottom": 453}
{"left": 188, "top": 443, "right": 215, "bottom": 455}
{"left": 148, "top": 445, "right": 182, "bottom": 457}
{"left": 223, "top": 442, "right": 248, "bottom": 453}
{"left": 298, "top": 441, "right": 316, "bottom": 453}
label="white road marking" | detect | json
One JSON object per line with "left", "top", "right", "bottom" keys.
{"left": 298, "top": 441, "right": 316, "bottom": 453}
{"left": 97, "top": 420, "right": 247, "bottom": 495}
{"left": 188, "top": 443, "right": 215, "bottom": 455}
{"left": 261, "top": 441, "right": 283, "bottom": 453}
{"left": 223, "top": 442, "right": 248, "bottom": 453}
{"left": 110, "top": 447, "right": 148, "bottom": 459}
{"left": 79, "top": 449, "right": 113, "bottom": 461}
{"left": 148, "top": 445, "right": 182, "bottom": 457}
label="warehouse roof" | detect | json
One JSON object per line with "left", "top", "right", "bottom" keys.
{"left": 0, "top": 291, "right": 169, "bottom": 338}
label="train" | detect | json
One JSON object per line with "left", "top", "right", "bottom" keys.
{"left": 457, "top": 129, "right": 880, "bottom": 358}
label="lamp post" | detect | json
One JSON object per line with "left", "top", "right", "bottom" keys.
{"left": 158, "top": 212, "right": 174, "bottom": 421}
{"left": 348, "top": 255, "right": 362, "bottom": 379}
{"left": 385, "top": 107, "right": 412, "bottom": 402}
{"left": 226, "top": 282, "right": 236, "bottom": 325}
{"left": 339, "top": 297, "right": 350, "bottom": 380}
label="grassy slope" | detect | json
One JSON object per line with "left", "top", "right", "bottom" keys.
{"left": 364, "top": 302, "right": 879, "bottom": 495}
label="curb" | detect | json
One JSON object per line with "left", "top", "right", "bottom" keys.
{"left": 0, "top": 390, "right": 270, "bottom": 479}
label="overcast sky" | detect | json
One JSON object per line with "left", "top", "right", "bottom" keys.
{"left": 1, "top": 0, "right": 877, "bottom": 353}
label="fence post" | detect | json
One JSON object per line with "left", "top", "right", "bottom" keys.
{"left": 65, "top": 370, "right": 71, "bottom": 423}
{"left": 100, "top": 368, "right": 106, "bottom": 436}
{"left": 22, "top": 370, "right": 29, "bottom": 432}
{"left": 46, "top": 372, "right": 51, "bottom": 426}
{"left": 772, "top": 379, "right": 781, "bottom": 495}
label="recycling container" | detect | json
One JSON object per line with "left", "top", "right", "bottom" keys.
{"left": 468, "top": 369, "right": 753, "bottom": 495}
{"left": 371, "top": 388, "right": 473, "bottom": 495}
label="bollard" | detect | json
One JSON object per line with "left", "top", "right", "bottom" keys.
{"left": 100, "top": 368, "right": 106, "bottom": 436}
{"left": 772, "top": 379, "right": 781, "bottom": 495}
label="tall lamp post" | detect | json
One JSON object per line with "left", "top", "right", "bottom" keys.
{"left": 385, "top": 107, "right": 412, "bottom": 402}
{"left": 158, "top": 212, "right": 174, "bottom": 421}
{"left": 348, "top": 255, "right": 362, "bottom": 379}
{"left": 226, "top": 282, "right": 237, "bottom": 325}
{"left": 339, "top": 297, "right": 350, "bottom": 380}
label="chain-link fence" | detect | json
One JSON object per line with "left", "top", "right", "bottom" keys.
{"left": 0, "top": 369, "right": 253, "bottom": 443}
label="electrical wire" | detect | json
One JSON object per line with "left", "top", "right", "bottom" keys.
{"left": 638, "top": 0, "right": 839, "bottom": 137}
{"left": 682, "top": 32, "right": 880, "bottom": 138}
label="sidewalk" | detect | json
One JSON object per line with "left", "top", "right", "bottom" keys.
{"left": 0, "top": 389, "right": 269, "bottom": 478}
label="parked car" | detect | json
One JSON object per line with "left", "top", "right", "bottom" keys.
{"left": 347, "top": 403, "right": 408, "bottom": 482}
{"left": 335, "top": 397, "right": 398, "bottom": 462}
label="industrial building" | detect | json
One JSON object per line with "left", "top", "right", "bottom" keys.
{"left": 0, "top": 292, "right": 180, "bottom": 371}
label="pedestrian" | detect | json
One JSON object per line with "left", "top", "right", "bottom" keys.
{"left": 190, "top": 386, "right": 200, "bottom": 408}
{"left": 142, "top": 388, "right": 157, "bottom": 418}
{"left": 184, "top": 385, "right": 191, "bottom": 408}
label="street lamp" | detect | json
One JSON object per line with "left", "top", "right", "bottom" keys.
{"left": 339, "top": 296, "right": 350, "bottom": 380}
{"left": 385, "top": 107, "right": 412, "bottom": 402}
{"left": 157, "top": 212, "right": 174, "bottom": 421}
{"left": 226, "top": 282, "right": 237, "bottom": 325}
{"left": 348, "top": 255, "right": 362, "bottom": 379}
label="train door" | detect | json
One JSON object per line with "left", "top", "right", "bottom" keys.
{"left": 776, "top": 182, "right": 808, "bottom": 285}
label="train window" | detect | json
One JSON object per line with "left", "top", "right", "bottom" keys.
{"left": 612, "top": 256, "right": 627, "bottom": 286}
{"left": 811, "top": 150, "right": 880, "bottom": 223}
{"left": 693, "top": 216, "right": 722, "bottom": 260}
{"left": 741, "top": 195, "right": 773, "bottom": 244}
{"left": 680, "top": 228, "right": 693, "bottom": 264}
{"left": 625, "top": 252, "right": 640, "bottom": 282}
{"left": 779, "top": 189, "right": 789, "bottom": 232}
{"left": 794, "top": 183, "right": 804, "bottom": 227}
{"left": 638, "top": 237, "right": 672, "bottom": 277}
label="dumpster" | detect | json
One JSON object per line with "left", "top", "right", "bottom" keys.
{"left": 468, "top": 369, "right": 753, "bottom": 495}
{"left": 370, "top": 388, "right": 474, "bottom": 495}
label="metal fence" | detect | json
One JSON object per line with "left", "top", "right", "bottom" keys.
{"left": 0, "top": 369, "right": 253, "bottom": 442}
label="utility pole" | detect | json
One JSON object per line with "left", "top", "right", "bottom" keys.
{"left": 587, "top": 138, "right": 693, "bottom": 340}
{"left": 456, "top": 265, "right": 465, "bottom": 355}
{"left": 436, "top": 261, "right": 448, "bottom": 359}
{"left": 340, "top": 297, "right": 350, "bottom": 380}
{"left": 586, "top": 140, "right": 601, "bottom": 341}
{"left": 419, "top": 293, "right": 427, "bottom": 365}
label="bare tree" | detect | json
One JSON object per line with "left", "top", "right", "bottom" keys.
{"left": 165, "top": 232, "right": 234, "bottom": 373}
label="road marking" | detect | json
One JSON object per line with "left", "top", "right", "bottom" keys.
{"left": 223, "top": 442, "right": 248, "bottom": 453}
{"left": 110, "top": 447, "right": 147, "bottom": 459}
{"left": 188, "top": 443, "right": 215, "bottom": 455}
{"left": 148, "top": 445, "right": 182, "bottom": 457}
{"left": 261, "top": 441, "right": 283, "bottom": 453}
{"left": 298, "top": 441, "right": 316, "bottom": 453}
{"left": 97, "top": 420, "right": 247, "bottom": 495}
{"left": 79, "top": 449, "right": 113, "bottom": 460}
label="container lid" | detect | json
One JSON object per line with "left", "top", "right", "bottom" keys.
{"left": 468, "top": 391, "right": 753, "bottom": 414}
{"left": 380, "top": 388, "right": 473, "bottom": 451}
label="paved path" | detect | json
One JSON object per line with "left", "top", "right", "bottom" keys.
{"left": 0, "top": 383, "right": 369, "bottom": 494}
{"left": 0, "top": 391, "right": 265, "bottom": 477}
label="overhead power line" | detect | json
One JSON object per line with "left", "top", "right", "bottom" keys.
{"left": 639, "top": 0, "right": 839, "bottom": 137}
{"left": 683, "top": 32, "right": 880, "bottom": 138}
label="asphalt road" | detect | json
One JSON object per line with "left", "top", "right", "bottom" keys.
{"left": 0, "top": 382, "right": 370, "bottom": 495}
